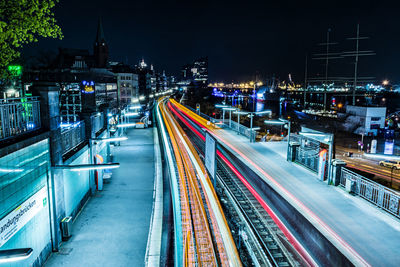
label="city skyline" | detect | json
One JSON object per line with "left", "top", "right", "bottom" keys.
{"left": 23, "top": 0, "right": 400, "bottom": 83}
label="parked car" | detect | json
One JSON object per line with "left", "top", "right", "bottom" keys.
{"left": 379, "top": 160, "right": 400, "bottom": 170}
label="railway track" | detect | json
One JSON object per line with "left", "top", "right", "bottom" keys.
{"left": 168, "top": 100, "right": 304, "bottom": 266}
{"left": 157, "top": 98, "right": 242, "bottom": 266}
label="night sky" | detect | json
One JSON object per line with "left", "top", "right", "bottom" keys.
{"left": 24, "top": 0, "right": 400, "bottom": 83}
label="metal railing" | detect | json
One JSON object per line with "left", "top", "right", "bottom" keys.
{"left": 340, "top": 168, "right": 400, "bottom": 219}
{"left": 0, "top": 97, "right": 41, "bottom": 141}
{"left": 294, "top": 147, "right": 319, "bottom": 173}
{"left": 61, "top": 121, "right": 86, "bottom": 154}
{"left": 185, "top": 105, "right": 256, "bottom": 141}
{"left": 186, "top": 105, "right": 214, "bottom": 121}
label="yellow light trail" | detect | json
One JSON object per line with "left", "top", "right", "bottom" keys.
{"left": 158, "top": 97, "right": 241, "bottom": 266}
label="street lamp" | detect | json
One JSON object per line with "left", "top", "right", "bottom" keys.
{"left": 222, "top": 107, "right": 236, "bottom": 128}
{"left": 0, "top": 248, "right": 33, "bottom": 264}
{"left": 54, "top": 163, "right": 120, "bottom": 171}
{"left": 117, "top": 123, "right": 136, "bottom": 128}
{"left": 124, "top": 112, "right": 139, "bottom": 117}
{"left": 264, "top": 119, "right": 291, "bottom": 151}
{"left": 215, "top": 104, "right": 228, "bottom": 121}
{"left": 248, "top": 110, "right": 272, "bottom": 142}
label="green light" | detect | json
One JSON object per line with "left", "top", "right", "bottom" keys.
{"left": 7, "top": 65, "right": 22, "bottom": 76}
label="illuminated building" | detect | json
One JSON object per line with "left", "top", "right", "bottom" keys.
{"left": 180, "top": 57, "right": 208, "bottom": 87}
{"left": 192, "top": 57, "right": 208, "bottom": 85}
{"left": 111, "top": 63, "right": 139, "bottom": 106}
{"left": 134, "top": 59, "right": 155, "bottom": 97}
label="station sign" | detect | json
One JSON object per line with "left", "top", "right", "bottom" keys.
{"left": 0, "top": 186, "right": 47, "bottom": 247}
{"left": 81, "top": 80, "right": 95, "bottom": 94}
{"left": 81, "top": 80, "right": 96, "bottom": 113}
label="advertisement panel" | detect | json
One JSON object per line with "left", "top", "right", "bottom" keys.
{"left": 384, "top": 140, "right": 394, "bottom": 155}
{"left": 371, "top": 139, "right": 377, "bottom": 154}
{"left": 0, "top": 186, "right": 47, "bottom": 247}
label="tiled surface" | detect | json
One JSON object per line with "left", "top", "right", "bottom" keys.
{"left": 0, "top": 139, "right": 52, "bottom": 267}
{"left": 63, "top": 149, "right": 90, "bottom": 217}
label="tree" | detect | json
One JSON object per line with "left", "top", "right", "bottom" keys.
{"left": 0, "top": 0, "right": 63, "bottom": 79}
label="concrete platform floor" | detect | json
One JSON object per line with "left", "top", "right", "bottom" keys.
{"left": 45, "top": 128, "right": 155, "bottom": 267}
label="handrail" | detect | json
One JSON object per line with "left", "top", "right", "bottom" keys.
{"left": 0, "top": 97, "right": 41, "bottom": 141}
{"left": 340, "top": 167, "right": 400, "bottom": 219}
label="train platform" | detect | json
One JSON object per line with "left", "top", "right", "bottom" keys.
{"left": 44, "top": 128, "right": 157, "bottom": 267}
{"left": 213, "top": 127, "right": 400, "bottom": 266}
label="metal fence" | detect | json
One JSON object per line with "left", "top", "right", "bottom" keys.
{"left": 294, "top": 147, "right": 320, "bottom": 173}
{"left": 185, "top": 105, "right": 214, "bottom": 121}
{"left": 290, "top": 133, "right": 322, "bottom": 174}
{"left": 212, "top": 118, "right": 255, "bottom": 141}
{"left": 340, "top": 168, "right": 400, "bottom": 219}
{"left": 61, "top": 121, "right": 86, "bottom": 155}
{"left": 0, "top": 97, "right": 41, "bottom": 141}
{"left": 185, "top": 105, "right": 255, "bottom": 141}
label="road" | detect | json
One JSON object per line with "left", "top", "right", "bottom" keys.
{"left": 336, "top": 146, "right": 400, "bottom": 189}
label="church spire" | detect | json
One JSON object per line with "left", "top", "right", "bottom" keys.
{"left": 93, "top": 17, "right": 109, "bottom": 68}
{"left": 95, "top": 17, "right": 106, "bottom": 45}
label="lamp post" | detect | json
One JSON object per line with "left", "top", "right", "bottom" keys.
{"left": 53, "top": 163, "right": 120, "bottom": 171}
{"left": 264, "top": 119, "right": 291, "bottom": 151}
{"left": 248, "top": 110, "right": 271, "bottom": 142}
{"left": 215, "top": 104, "right": 228, "bottom": 124}
{"left": 252, "top": 82, "right": 256, "bottom": 112}
{"left": 223, "top": 107, "right": 236, "bottom": 128}
{"left": 233, "top": 111, "right": 249, "bottom": 135}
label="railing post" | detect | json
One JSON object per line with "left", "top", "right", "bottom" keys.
{"left": 330, "top": 159, "right": 346, "bottom": 186}
{"left": 0, "top": 105, "right": 5, "bottom": 139}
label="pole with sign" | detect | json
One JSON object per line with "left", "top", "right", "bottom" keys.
{"left": 205, "top": 132, "right": 217, "bottom": 188}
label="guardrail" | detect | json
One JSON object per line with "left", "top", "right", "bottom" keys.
{"left": 295, "top": 147, "right": 319, "bottom": 173}
{"left": 340, "top": 168, "right": 400, "bottom": 219}
{"left": 61, "top": 121, "right": 86, "bottom": 155}
{"left": 185, "top": 105, "right": 256, "bottom": 141}
{"left": 0, "top": 97, "right": 41, "bottom": 141}
{"left": 185, "top": 105, "right": 214, "bottom": 121}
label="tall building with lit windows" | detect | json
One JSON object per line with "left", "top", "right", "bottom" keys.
{"left": 191, "top": 57, "right": 208, "bottom": 86}
{"left": 111, "top": 63, "right": 139, "bottom": 106}
{"left": 180, "top": 57, "right": 208, "bottom": 87}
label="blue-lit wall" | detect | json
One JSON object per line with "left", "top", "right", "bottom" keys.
{"left": 62, "top": 132, "right": 108, "bottom": 218}
{"left": 0, "top": 139, "right": 52, "bottom": 267}
{"left": 63, "top": 146, "right": 91, "bottom": 218}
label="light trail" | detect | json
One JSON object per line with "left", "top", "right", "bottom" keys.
{"left": 169, "top": 99, "right": 371, "bottom": 267}
{"left": 156, "top": 97, "right": 183, "bottom": 266}
{"left": 157, "top": 98, "right": 241, "bottom": 266}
